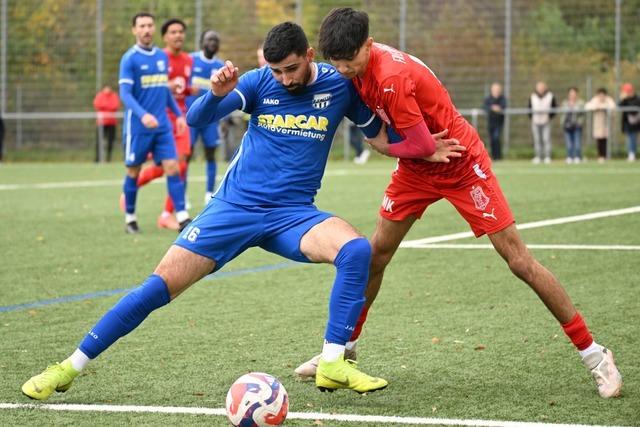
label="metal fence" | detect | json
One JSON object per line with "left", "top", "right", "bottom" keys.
{"left": 1, "top": 0, "right": 639, "bottom": 161}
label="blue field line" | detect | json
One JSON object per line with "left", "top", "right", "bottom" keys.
{"left": 0, "top": 261, "right": 299, "bottom": 314}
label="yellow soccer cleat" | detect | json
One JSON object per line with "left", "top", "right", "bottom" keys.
{"left": 21, "top": 360, "right": 79, "bottom": 400}
{"left": 315, "top": 355, "right": 387, "bottom": 394}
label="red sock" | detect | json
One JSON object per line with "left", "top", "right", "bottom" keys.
{"left": 164, "top": 161, "right": 189, "bottom": 213}
{"left": 137, "top": 165, "right": 164, "bottom": 187}
{"left": 561, "top": 312, "right": 594, "bottom": 351}
{"left": 349, "top": 306, "right": 370, "bottom": 342}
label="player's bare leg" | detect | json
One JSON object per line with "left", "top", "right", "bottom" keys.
{"left": 295, "top": 215, "right": 415, "bottom": 378}
{"left": 488, "top": 224, "right": 621, "bottom": 398}
{"left": 22, "top": 246, "right": 215, "bottom": 400}
{"left": 299, "top": 217, "right": 388, "bottom": 393}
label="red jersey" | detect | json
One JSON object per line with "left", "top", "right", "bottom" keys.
{"left": 93, "top": 89, "right": 120, "bottom": 126}
{"left": 353, "top": 43, "right": 486, "bottom": 175}
{"left": 164, "top": 49, "right": 193, "bottom": 113}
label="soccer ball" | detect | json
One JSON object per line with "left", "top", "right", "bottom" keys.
{"left": 225, "top": 372, "right": 289, "bottom": 427}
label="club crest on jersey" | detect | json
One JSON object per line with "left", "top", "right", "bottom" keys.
{"left": 470, "top": 185, "right": 490, "bottom": 211}
{"left": 157, "top": 60, "right": 166, "bottom": 72}
{"left": 312, "top": 93, "right": 331, "bottom": 109}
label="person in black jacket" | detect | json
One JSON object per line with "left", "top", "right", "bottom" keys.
{"left": 483, "top": 82, "right": 506, "bottom": 160}
{"left": 619, "top": 83, "right": 640, "bottom": 162}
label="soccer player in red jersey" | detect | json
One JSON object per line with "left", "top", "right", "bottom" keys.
{"left": 134, "top": 18, "right": 192, "bottom": 230}
{"left": 294, "top": 7, "right": 622, "bottom": 399}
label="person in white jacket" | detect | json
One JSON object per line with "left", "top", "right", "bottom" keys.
{"left": 585, "top": 88, "right": 616, "bottom": 163}
{"left": 528, "top": 81, "right": 557, "bottom": 164}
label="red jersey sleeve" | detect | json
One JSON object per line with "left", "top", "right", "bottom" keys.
{"left": 380, "top": 75, "right": 424, "bottom": 129}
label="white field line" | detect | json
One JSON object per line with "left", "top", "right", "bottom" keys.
{"left": 1, "top": 166, "right": 639, "bottom": 191}
{"left": 400, "top": 206, "right": 640, "bottom": 247}
{"left": 0, "top": 169, "right": 389, "bottom": 191}
{"left": 401, "top": 243, "right": 640, "bottom": 250}
{"left": 0, "top": 403, "right": 623, "bottom": 427}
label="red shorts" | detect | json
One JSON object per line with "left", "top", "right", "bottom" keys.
{"left": 170, "top": 115, "right": 191, "bottom": 157}
{"left": 380, "top": 154, "right": 514, "bottom": 237}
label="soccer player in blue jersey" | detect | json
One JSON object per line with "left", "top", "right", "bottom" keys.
{"left": 118, "top": 12, "right": 191, "bottom": 233}
{"left": 187, "top": 30, "right": 225, "bottom": 204}
{"left": 21, "top": 21, "right": 408, "bottom": 399}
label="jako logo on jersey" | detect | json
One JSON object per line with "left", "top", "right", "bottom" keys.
{"left": 312, "top": 93, "right": 331, "bottom": 109}
{"left": 262, "top": 98, "right": 280, "bottom": 105}
{"left": 157, "top": 60, "right": 166, "bottom": 72}
{"left": 470, "top": 185, "right": 490, "bottom": 211}
{"left": 383, "top": 84, "right": 395, "bottom": 94}
{"left": 381, "top": 194, "right": 395, "bottom": 212}
{"left": 258, "top": 114, "right": 329, "bottom": 131}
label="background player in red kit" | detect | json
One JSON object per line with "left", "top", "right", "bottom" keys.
{"left": 295, "top": 7, "right": 622, "bottom": 399}
{"left": 134, "top": 18, "right": 192, "bottom": 230}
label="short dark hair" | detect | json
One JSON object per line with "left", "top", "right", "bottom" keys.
{"left": 262, "top": 22, "right": 308, "bottom": 63}
{"left": 161, "top": 18, "right": 186, "bottom": 37}
{"left": 132, "top": 12, "right": 154, "bottom": 27}
{"left": 568, "top": 86, "right": 579, "bottom": 93}
{"left": 318, "top": 7, "right": 369, "bottom": 60}
{"left": 596, "top": 87, "right": 608, "bottom": 95}
{"left": 200, "top": 29, "right": 219, "bottom": 45}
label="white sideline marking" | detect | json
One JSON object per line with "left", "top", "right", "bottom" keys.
{"left": 0, "top": 403, "right": 620, "bottom": 427}
{"left": 1, "top": 166, "right": 639, "bottom": 191}
{"left": 401, "top": 206, "right": 640, "bottom": 247}
{"left": 402, "top": 243, "right": 640, "bottom": 250}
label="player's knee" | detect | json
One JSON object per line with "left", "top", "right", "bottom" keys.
{"left": 205, "top": 147, "right": 216, "bottom": 162}
{"left": 334, "top": 237, "right": 372, "bottom": 271}
{"left": 506, "top": 251, "right": 535, "bottom": 281}
{"left": 370, "top": 241, "right": 394, "bottom": 272}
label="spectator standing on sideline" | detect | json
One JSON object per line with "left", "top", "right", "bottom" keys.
{"left": 93, "top": 85, "right": 120, "bottom": 162}
{"left": 482, "top": 82, "right": 506, "bottom": 161}
{"left": 586, "top": 88, "right": 616, "bottom": 163}
{"left": 561, "top": 87, "right": 585, "bottom": 164}
{"left": 619, "top": 83, "right": 640, "bottom": 162}
{"left": 528, "top": 81, "right": 556, "bottom": 164}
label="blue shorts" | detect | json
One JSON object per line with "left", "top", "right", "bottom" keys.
{"left": 123, "top": 130, "right": 177, "bottom": 167}
{"left": 190, "top": 123, "right": 221, "bottom": 149}
{"left": 173, "top": 198, "right": 332, "bottom": 272}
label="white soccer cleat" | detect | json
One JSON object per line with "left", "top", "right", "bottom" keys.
{"left": 582, "top": 347, "right": 622, "bottom": 398}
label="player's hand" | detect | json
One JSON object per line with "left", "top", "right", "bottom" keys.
{"left": 365, "top": 123, "right": 391, "bottom": 155}
{"left": 211, "top": 60, "right": 239, "bottom": 97}
{"left": 175, "top": 116, "right": 187, "bottom": 135}
{"left": 423, "top": 129, "right": 466, "bottom": 163}
{"left": 141, "top": 113, "right": 159, "bottom": 129}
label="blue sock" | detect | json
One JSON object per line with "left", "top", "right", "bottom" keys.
{"left": 206, "top": 160, "right": 217, "bottom": 192}
{"left": 324, "top": 238, "right": 371, "bottom": 344}
{"left": 78, "top": 274, "right": 171, "bottom": 359}
{"left": 123, "top": 175, "right": 138, "bottom": 214}
{"left": 166, "top": 174, "right": 186, "bottom": 212}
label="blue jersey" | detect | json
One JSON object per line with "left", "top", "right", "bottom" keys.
{"left": 186, "top": 52, "right": 224, "bottom": 110}
{"left": 187, "top": 63, "right": 382, "bottom": 206}
{"left": 118, "top": 45, "right": 181, "bottom": 134}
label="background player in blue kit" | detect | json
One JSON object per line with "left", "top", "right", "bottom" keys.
{"left": 22, "top": 22, "right": 391, "bottom": 399}
{"left": 118, "top": 12, "right": 191, "bottom": 233}
{"left": 187, "top": 30, "right": 225, "bottom": 204}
